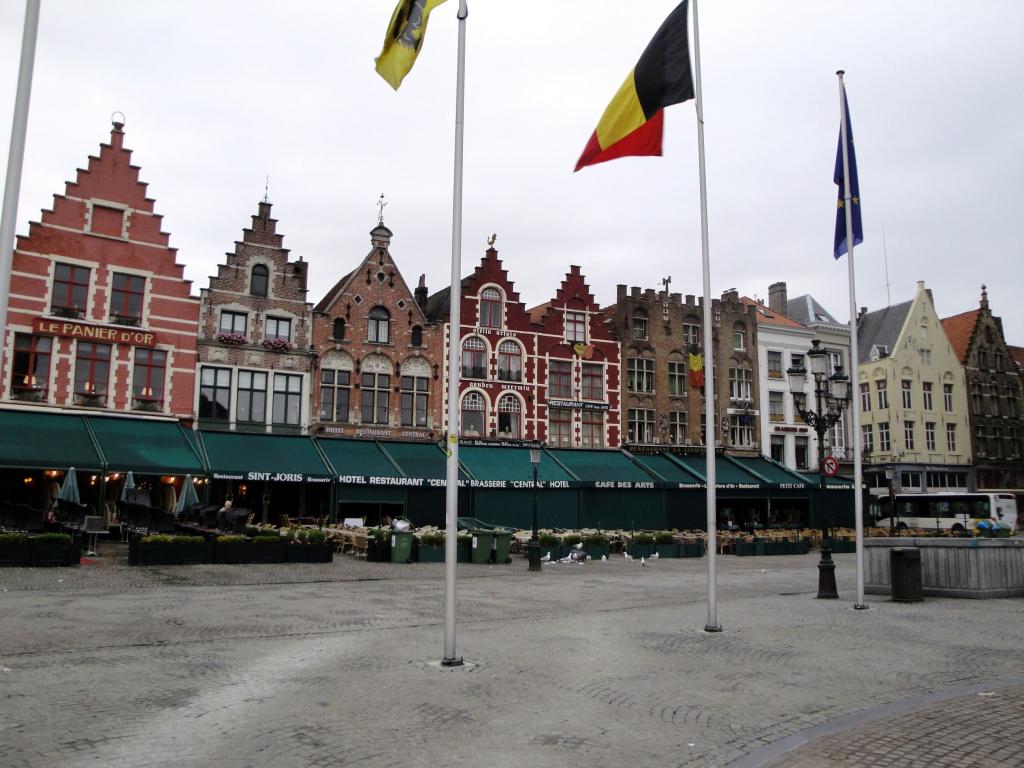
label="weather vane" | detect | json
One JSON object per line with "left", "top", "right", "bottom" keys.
{"left": 377, "top": 193, "right": 387, "bottom": 225}
{"left": 487, "top": 233, "right": 497, "bottom": 247}
{"left": 263, "top": 174, "right": 270, "bottom": 203}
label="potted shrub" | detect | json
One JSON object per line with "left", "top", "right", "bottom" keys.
{"left": 305, "top": 529, "right": 333, "bottom": 563}
{"left": 0, "top": 532, "right": 31, "bottom": 566}
{"left": 538, "top": 532, "right": 561, "bottom": 560}
{"left": 417, "top": 532, "right": 445, "bottom": 563}
{"left": 250, "top": 534, "right": 284, "bottom": 563}
{"left": 679, "top": 538, "right": 705, "bottom": 558}
{"left": 132, "top": 534, "right": 213, "bottom": 565}
{"left": 584, "top": 532, "right": 610, "bottom": 560}
{"left": 628, "top": 532, "right": 655, "bottom": 559}
{"left": 215, "top": 534, "right": 250, "bottom": 564}
{"left": 654, "top": 531, "right": 678, "bottom": 558}
{"left": 457, "top": 534, "right": 472, "bottom": 563}
{"left": 366, "top": 528, "right": 391, "bottom": 562}
{"left": 30, "top": 532, "right": 78, "bottom": 566}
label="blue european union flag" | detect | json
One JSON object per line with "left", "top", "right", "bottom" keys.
{"left": 834, "top": 86, "right": 863, "bottom": 259}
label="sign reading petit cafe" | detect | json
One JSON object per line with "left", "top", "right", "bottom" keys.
{"left": 34, "top": 318, "right": 156, "bottom": 347}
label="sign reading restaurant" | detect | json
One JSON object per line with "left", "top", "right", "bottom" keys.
{"left": 34, "top": 317, "right": 156, "bottom": 347}
{"left": 547, "top": 398, "right": 610, "bottom": 412}
{"left": 212, "top": 471, "right": 332, "bottom": 483}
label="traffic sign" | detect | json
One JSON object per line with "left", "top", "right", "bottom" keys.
{"left": 822, "top": 456, "right": 840, "bottom": 477}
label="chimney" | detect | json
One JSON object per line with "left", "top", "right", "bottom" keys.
{"left": 768, "top": 281, "right": 787, "bottom": 315}
{"left": 415, "top": 274, "right": 428, "bottom": 312}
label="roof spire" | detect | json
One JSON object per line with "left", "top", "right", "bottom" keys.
{"left": 377, "top": 193, "right": 387, "bottom": 225}
{"left": 262, "top": 174, "right": 270, "bottom": 203}
{"left": 980, "top": 284, "right": 989, "bottom": 310}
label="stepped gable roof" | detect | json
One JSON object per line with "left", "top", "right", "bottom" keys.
{"left": 425, "top": 245, "right": 528, "bottom": 326}
{"left": 940, "top": 308, "right": 980, "bottom": 365}
{"left": 740, "top": 297, "right": 805, "bottom": 329}
{"left": 1008, "top": 345, "right": 1024, "bottom": 371}
{"left": 533, "top": 265, "right": 603, "bottom": 334}
{"left": 857, "top": 300, "right": 912, "bottom": 361}
{"left": 787, "top": 294, "right": 842, "bottom": 326}
{"left": 527, "top": 301, "right": 552, "bottom": 324}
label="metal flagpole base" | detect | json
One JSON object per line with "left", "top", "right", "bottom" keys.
{"left": 441, "top": 656, "right": 464, "bottom": 667}
{"left": 528, "top": 539, "right": 541, "bottom": 572}
{"left": 704, "top": 624, "right": 723, "bottom": 633}
{"left": 816, "top": 549, "right": 839, "bottom": 599}
{"left": 854, "top": 603, "right": 870, "bottom": 610}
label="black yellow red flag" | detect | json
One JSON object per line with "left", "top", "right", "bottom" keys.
{"left": 375, "top": 0, "right": 448, "bottom": 90}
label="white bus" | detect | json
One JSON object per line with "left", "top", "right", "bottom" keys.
{"left": 869, "top": 492, "right": 1018, "bottom": 534}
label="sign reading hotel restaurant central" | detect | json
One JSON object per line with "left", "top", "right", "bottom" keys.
{"left": 34, "top": 317, "right": 156, "bottom": 347}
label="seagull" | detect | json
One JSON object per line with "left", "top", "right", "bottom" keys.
{"left": 650, "top": 551, "right": 660, "bottom": 560}
{"left": 641, "top": 557, "right": 648, "bottom": 567}
{"left": 600, "top": 554, "right": 607, "bottom": 561}
{"left": 575, "top": 542, "right": 584, "bottom": 550}
{"left": 624, "top": 552, "right": 633, "bottom": 560}
{"left": 540, "top": 552, "right": 551, "bottom": 562}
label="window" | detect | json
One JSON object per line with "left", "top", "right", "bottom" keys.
{"left": 400, "top": 375, "right": 429, "bottom": 427}
{"left": 273, "top": 373, "right": 302, "bottom": 425}
{"left": 770, "top": 435, "right": 785, "bottom": 463}
{"left": 767, "top": 351, "right": 783, "bottom": 379}
{"left": 919, "top": 349, "right": 931, "bottom": 365}
{"left": 876, "top": 380, "right": 888, "bottom": 409}
{"left": 683, "top": 323, "right": 700, "bottom": 347}
{"left": 901, "top": 471, "right": 922, "bottom": 490}
{"left": 236, "top": 370, "right": 267, "bottom": 423}
{"left": 265, "top": 316, "right": 291, "bottom": 342}
{"left": 878, "top": 422, "right": 891, "bottom": 452}
{"left": 582, "top": 411, "right": 604, "bottom": 448}
{"left": 668, "top": 411, "right": 686, "bottom": 445}
{"left": 795, "top": 437, "right": 810, "bottom": 470}
{"left": 199, "top": 367, "right": 231, "bottom": 419}
{"left": 790, "top": 353, "right": 805, "bottom": 370}
{"left": 632, "top": 313, "right": 648, "bottom": 340}
{"left": 11, "top": 334, "right": 51, "bottom": 397}
{"left": 461, "top": 337, "right": 486, "bottom": 379}
{"left": 367, "top": 307, "right": 390, "bottom": 343}
{"left": 319, "top": 369, "right": 351, "bottom": 423}
{"left": 668, "top": 360, "right": 686, "bottom": 396}
{"left": 565, "top": 311, "right": 587, "bottom": 343}
{"left": 995, "top": 351, "right": 1005, "bottom": 371}
{"left": 860, "top": 382, "right": 871, "bottom": 413}
{"left": 52, "top": 263, "right": 90, "bottom": 317}
{"left": 220, "top": 310, "right": 247, "bottom": 335}
{"left": 627, "top": 357, "right": 654, "bottom": 393}
{"left": 922, "top": 382, "right": 933, "bottom": 410}
{"left": 332, "top": 318, "right": 346, "bottom": 340}
{"left": 411, "top": 325, "right": 423, "bottom": 347}
{"left": 769, "top": 390, "right": 785, "bottom": 422}
{"left": 250, "top": 264, "right": 269, "bottom": 297}
{"left": 925, "top": 422, "right": 936, "bottom": 451}
{"left": 978, "top": 350, "right": 988, "bottom": 369}
{"left": 729, "top": 367, "right": 752, "bottom": 402}
{"left": 548, "top": 360, "right": 572, "bottom": 398}
{"left": 132, "top": 348, "right": 166, "bottom": 407}
{"left": 497, "top": 395, "right": 521, "bottom": 438}
{"left": 901, "top": 380, "right": 912, "bottom": 409}
{"left": 944, "top": 383, "right": 954, "bottom": 412}
{"left": 732, "top": 325, "right": 746, "bottom": 351}
{"left": 861, "top": 424, "right": 873, "bottom": 453}
{"left": 729, "top": 415, "right": 754, "bottom": 447}
{"left": 549, "top": 408, "right": 572, "bottom": 447}
{"left": 971, "top": 384, "right": 983, "bottom": 413}
{"left": 829, "top": 351, "right": 843, "bottom": 374}
{"left": 628, "top": 408, "right": 655, "bottom": 444}
{"left": 497, "top": 341, "right": 522, "bottom": 382}
{"left": 479, "top": 288, "right": 502, "bottom": 328}
{"left": 582, "top": 363, "right": 603, "bottom": 400}
{"left": 109, "top": 273, "right": 145, "bottom": 324}
{"left": 946, "top": 423, "right": 957, "bottom": 452}
{"left": 360, "top": 372, "right": 389, "bottom": 425}
{"left": 461, "top": 391, "right": 485, "bottom": 436}
{"left": 904, "top": 421, "right": 915, "bottom": 450}
{"left": 74, "top": 342, "right": 111, "bottom": 400}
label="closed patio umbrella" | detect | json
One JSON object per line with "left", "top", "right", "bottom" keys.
{"left": 119, "top": 471, "right": 135, "bottom": 503}
{"left": 58, "top": 467, "right": 81, "bottom": 505}
{"left": 174, "top": 475, "right": 200, "bottom": 516}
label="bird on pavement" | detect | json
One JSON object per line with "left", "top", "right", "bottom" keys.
{"left": 624, "top": 552, "right": 633, "bottom": 560}
{"left": 650, "top": 551, "right": 660, "bottom": 560}
{"left": 540, "top": 552, "right": 551, "bottom": 562}
{"left": 600, "top": 554, "right": 607, "bottom": 561}
{"left": 641, "top": 557, "right": 647, "bottom": 567}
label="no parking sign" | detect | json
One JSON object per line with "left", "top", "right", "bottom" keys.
{"left": 822, "top": 456, "right": 840, "bottom": 477}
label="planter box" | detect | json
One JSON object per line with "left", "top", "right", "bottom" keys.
{"left": 735, "top": 541, "right": 761, "bottom": 557}
{"left": 786, "top": 539, "right": 811, "bottom": 555}
{"left": 457, "top": 543, "right": 471, "bottom": 563}
{"left": 680, "top": 542, "right": 705, "bottom": 558}
{"left": 831, "top": 539, "right": 856, "bottom": 554}
{"left": 628, "top": 542, "right": 655, "bottom": 559}
{"left": 366, "top": 538, "right": 391, "bottom": 562}
{"left": 249, "top": 541, "right": 284, "bottom": 564}
{"left": 764, "top": 540, "right": 788, "bottom": 556}
{"left": 130, "top": 539, "right": 215, "bottom": 566}
{"left": 30, "top": 540, "right": 80, "bottom": 566}
{"left": 215, "top": 541, "right": 250, "bottom": 564}
{"left": 417, "top": 545, "right": 445, "bottom": 563}
{"left": 655, "top": 542, "right": 679, "bottom": 558}
{"left": 0, "top": 541, "right": 32, "bottom": 566}
{"left": 585, "top": 543, "right": 610, "bottom": 561}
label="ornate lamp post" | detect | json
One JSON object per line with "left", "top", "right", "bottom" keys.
{"left": 787, "top": 339, "right": 850, "bottom": 599}
{"left": 528, "top": 448, "right": 542, "bottom": 572}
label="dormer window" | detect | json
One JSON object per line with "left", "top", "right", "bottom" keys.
{"left": 250, "top": 264, "right": 269, "bottom": 298}
{"left": 480, "top": 288, "right": 502, "bottom": 328}
{"left": 565, "top": 311, "right": 587, "bottom": 343}
{"left": 367, "top": 306, "right": 390, "bottom": 343}
{"left": 332, "top": 317, "right": 346, "bottom": 341}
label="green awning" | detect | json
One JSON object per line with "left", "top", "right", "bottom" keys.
{"left": 87, "top": 416, "right": 204, "bottom": 476}
{"left": 199, "top": 431, "right": 333, "bottom": 482}
{"left": 459, "top": 446, "right": 575, "bottom": 486}
{"left": 740, "top": 457, "right": 810, "bottom": 489}
{"left": 0, "top": 409, "right": 103, "bottom": 471}
{"left": 379, "top": 441, "right": 467, "bottom": 481}
{"left": 316, "top": 438, "right": 404, "bottom": 481}
{"left": 671, "top": 455, "right": 762, "bottom": 489}
{"left": 799, "top": 473, "right": 856, "bottom": 490}
{"left": 548, "top": 449, "right": 656, "bottom": 483}
{"left": 630, "top": 453, "right": 704, "bottom": 486}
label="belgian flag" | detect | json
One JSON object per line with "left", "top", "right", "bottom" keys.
{"left": 375, "top": 0, "right": 448, "bottom": 90}
{"left": 575, "top": 2, "right": 694, "bottom": 172}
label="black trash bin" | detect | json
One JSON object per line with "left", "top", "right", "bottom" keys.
{"left": 890, "top": 547, "right": 923, "bottom": 603}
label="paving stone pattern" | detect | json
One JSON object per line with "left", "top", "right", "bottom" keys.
{"left": 1, "top": 545, "right": 1023, "bottom": 767}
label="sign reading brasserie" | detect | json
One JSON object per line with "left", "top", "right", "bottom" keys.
{"left": 34, "top": 317, "right": 156, "bottom": 347}
{"left": 212, "top": 471, "right": 332, "bottom": 483}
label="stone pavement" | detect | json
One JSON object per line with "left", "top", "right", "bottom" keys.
{"left": 1, "top": 544, "right": 1023, "bottom": 767}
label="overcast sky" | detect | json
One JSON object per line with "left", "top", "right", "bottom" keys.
{"left": 2, "top": 1, "right": 1021, "bottom": 341}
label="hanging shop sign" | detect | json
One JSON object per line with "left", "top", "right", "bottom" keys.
{"left": 34, "top": 317, "right": 156, "bottom": 347}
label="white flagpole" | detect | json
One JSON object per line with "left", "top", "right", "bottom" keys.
{"left": 0, "top": 0, "right": 41, "bottom": 349}
{"left": 836, "top": 70, "right": 868, "bottom": 610}
{"left": 442, "top": 0, "right": 469, "bottom": 666}
{"left": 692, "top": 0, "right": 720, "bottom": 633}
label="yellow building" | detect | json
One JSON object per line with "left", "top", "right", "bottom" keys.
{"left": 857, "top": 281, "right": 971, "bottom": 495}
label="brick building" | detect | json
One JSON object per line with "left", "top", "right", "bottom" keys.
{"left": 310, "top": 223, "right": 443, "bottom": 442}
{"left": 2, "top": 121, "right": 199, "bottom": 419}
{"left": 609, "top": 285, "right": 760, "bottom": 454}
{"left": 196, "top": 199, "right": 314, "bottom": 433}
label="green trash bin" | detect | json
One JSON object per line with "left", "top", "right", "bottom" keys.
{"left": 390, "top": 530, "right": 414, "bottom": 564}
{"left": 491, "top": 530, "right": 513, "bottom": 564}
{"left": 470, "top": 530, "right": 494, "bottom": 563}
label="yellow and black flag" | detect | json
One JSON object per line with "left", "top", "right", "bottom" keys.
{"left": 375, "top": 0, "right": 448, "bottom": 90}
{"left": 575, "top": 1, "right": 694, "bottom": 171}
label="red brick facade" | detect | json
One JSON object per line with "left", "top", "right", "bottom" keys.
{"left": 196, "top": 200, "right": 314, "bottom": 433}
{"left": 1, "top": 123, "right": 199, "bottom": 419}
{"left": 310, "top": 224, "right": 443, "bottom": 441}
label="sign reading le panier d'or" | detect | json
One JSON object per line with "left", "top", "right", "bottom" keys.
{"left": 34, "top": 317, "right": 156, "bottom": 347}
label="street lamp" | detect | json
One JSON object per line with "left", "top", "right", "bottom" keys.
{"left": 787, "top": 339, "right": 850, "bottom": 599}
{"left": 528, "top": 448, "right": 542, "bottom": 572}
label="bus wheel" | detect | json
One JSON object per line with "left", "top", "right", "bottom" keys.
{"left": 951, "top": 523, "right": 964, "bottom": 533}
{"left": 896, "top": 522, "right": 908, "bottom": 532}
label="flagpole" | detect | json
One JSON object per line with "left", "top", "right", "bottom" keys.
{"left": 836, "top": 71, "right": 868, "bottom": 610}
{"left": 691, "top": 0, "right": 720, "bottom": 633}
{"left": 442, "top": 0, "right": 469, "bottom": 667}
{"left": 0, "top": 0, "right": 41, "bottom": 350}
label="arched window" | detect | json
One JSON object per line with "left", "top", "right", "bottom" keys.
{"left": 411, "top": 325, "right": 423, "bottom": 347}
{"left": 497, "top": 394, "right": 521, "bottom": 438}
{"left": 250, "top": 264, "right": 269, "bottom": 298}
{"left": 732, "top": 322, "right": 746, "bottom": 351}
{"left": 461, "top": 391, "right": 485, "bottom": 437}
{"left": 632, "top": 311, "right": 648, "bottom": 340}
{"left": 479, "top": 287, "right": 502, "bottom": 328}
{"left": 367, "top": 306, "right": 390, "bottom": 343}
{"left": 497, "top": 340, "right": 522, "bottom": 382}
{"left": 461, "top": 336, "right": 486, "bottom": 379}
{"left": 332, "top": 318, "right": 346, "bottom": 341}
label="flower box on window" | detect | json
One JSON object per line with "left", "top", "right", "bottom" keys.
{"left": 51, "top": 305, "right": 83, "bottom": 320}
{"left": 110, "top": 314, "right": 141, "bottom": 327}
{"left": 12, "top": 387, "right": 45, "bottom": 403}
{"left": 216, "top": 332, "right": 247, "bottom": 346}
{"left": 262, "top": 337, "right": 293, "bottom": 353}
{"left": 132, "top": 397, "right": 163, "bottom": 413}
{"left": 75, "top": 392, "right": 106, "bottom": 407}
